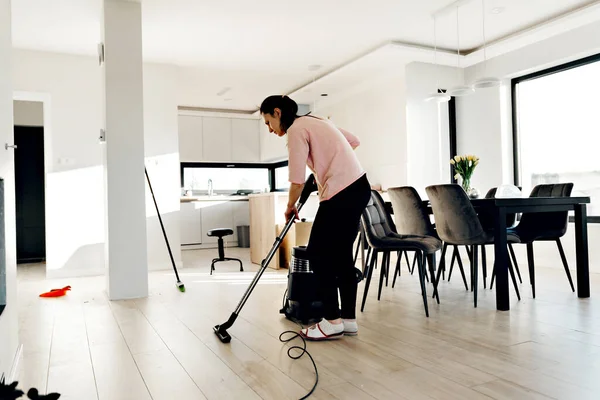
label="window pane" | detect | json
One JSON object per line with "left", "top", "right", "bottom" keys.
{"left": 183, "top": 167, "right": 269, "bottom": 193}
{"left": 516, "top": 60, "right": 600, "bottom": 216}
{"left": 274, "top": 165, "right": 313, "bottom": 191}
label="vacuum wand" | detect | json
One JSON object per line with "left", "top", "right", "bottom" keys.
{"left": 214, "top": 174, "right": 317, "bottom": 343}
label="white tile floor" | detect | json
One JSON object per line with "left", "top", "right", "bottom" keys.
{"left": 14, "top": 247, "right": 600, "bottom": 400}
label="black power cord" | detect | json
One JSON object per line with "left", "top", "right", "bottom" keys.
{"left": 280, "top": 290, "right": 319, "bottom": 399}
{"left": 278, "top": 329, "right": 319, "bottom": 400}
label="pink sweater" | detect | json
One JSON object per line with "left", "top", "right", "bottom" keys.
{"left": 287, "top": 116, "right": 365, "bottom": 201}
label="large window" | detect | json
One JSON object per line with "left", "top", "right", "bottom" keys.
{"left": 180, "top": 161, "right": 294, "bottom": 194}
{"left": 512, "top": 54, "right": 600, "bottom": 218}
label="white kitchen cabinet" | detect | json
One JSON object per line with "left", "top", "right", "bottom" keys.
{"left": 202, "top": 117, "right": 232, "bottom": 161}
{"left": 180, "top": 202, "right": 202, "bottom": 245}
{"left": 178, "top": 115, "right": 204, "bottom": 162}
{"left": 231, "top": 119, "right": 260, "bottom": 162}
{"left": 201, "top": 201, "right": 234, "bottom": 244}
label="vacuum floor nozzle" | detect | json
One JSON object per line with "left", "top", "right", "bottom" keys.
{"left": 213, "top": 325, "right": 232, "bottom": 343}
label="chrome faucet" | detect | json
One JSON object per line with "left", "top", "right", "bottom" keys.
{"left": 208, "top": 179, "right": 213, "bottom": 196}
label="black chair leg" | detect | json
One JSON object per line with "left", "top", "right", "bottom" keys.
{"left": 507, "top": 256, "right": 521, "bottom": 301}
{"left": 365, "top": 247, "right": 372, "bottom": 270}
{"left": 448, "top": 245, "right": 457, "bottom": 281}
{"left": 432, "top": 245, "right": 447, "bottom": 301}
{"left": 455, "top": 248, "right": 469, "bottom": 291}
{"left": 508, "top": 243, "right": 522, "bottom": 283}
{"left": 392, "top": 251, "right": 401, "bottom": 288}
{"left": 473, "top": 245, "right": 479, "bottom": 308}
{"left": 378, "top": 252, "right": 388, "bottom": 301}
{"left": 353, "top": 233, "right": 361, "bottom": 265}
{"left": 417, "top": 251, "right": 429, "bottom": 317}
{"left": 385, "top": 251, "right": 390, "bottom": 287}
{"left": 404, "top": 251, "right": 411, "bottom": 275}
{"left": 527, "top": 243, "right": 536, "bottom": 299}
{"left": 210, "top": 260, "right": 216, "bottom": 275}
{"left": 361, "top": 251, "right": 377, "bottom": 312}
{"left": 481, "top": 245, "right": 487, "bottom": 289}
{"left": 439, "top": 243, "right": 448, "bottom": 281}
{"left": 556, "top": 238, "right": 575, "bottom": 292}
{"left": 411, "top": 252, "right": 418, "bottom": 275}
{"left": 428, "top": 253, "right": 440, "bottom": 304}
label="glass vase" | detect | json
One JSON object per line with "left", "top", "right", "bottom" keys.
{"left": 461, "top": 176, "right": 471, "bottom": 193}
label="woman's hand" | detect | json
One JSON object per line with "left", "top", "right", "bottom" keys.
{"left": 285, "top": 204, "right": 300, "bottom": 223}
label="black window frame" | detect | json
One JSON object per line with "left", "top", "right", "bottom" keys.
{"left": 511, "top": 52, "right": 600, "bottom": 223}
{"left": 180, "top": 160, "right": 289, "bottom": 193}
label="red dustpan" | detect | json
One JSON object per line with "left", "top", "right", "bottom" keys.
{"left": 39, "top": 285, "right": 71, "bottom": 298}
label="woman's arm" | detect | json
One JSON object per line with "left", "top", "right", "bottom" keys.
{"left": 339, "top": 127, "right": 360, "bottom": 149}
{"left": 286, "top": 126, "right": 310, "bottom": 221}
{"left": 285, "top": 183, "right": 304, "bottom": 222}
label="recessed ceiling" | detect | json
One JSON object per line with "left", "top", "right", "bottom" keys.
{"left": 9, "top": 0, "right": 600, "bottom": 110}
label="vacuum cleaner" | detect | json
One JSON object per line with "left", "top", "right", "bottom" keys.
{"left": 279, "top": 245, "right": 324, "bottom": 325}
{"left": 214, "top": 174, "right": 318, "bottom": 343}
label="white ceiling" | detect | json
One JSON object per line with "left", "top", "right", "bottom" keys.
{"left": 10, "top": 0, "right": 600, "bottom": 110}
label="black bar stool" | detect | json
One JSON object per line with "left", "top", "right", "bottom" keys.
{"left": 208, "top": 228, "right": 243, "bottom": 275}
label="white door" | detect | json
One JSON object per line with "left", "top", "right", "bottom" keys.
{"left": 202, "top": 117, "right": 232, "bottom": 161}
{"left": 231, "top": 119, "right": 260, "bottom": 162}
{"left": 178, "top": 115, "right": 204, "bottom": 162}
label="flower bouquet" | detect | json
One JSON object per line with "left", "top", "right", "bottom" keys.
{"left": 450, "top": 155, "right": 479, "bottom": 196}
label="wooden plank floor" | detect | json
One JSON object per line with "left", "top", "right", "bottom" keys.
{"left": 15, "top": 248, "right": 600, "bottom": 400}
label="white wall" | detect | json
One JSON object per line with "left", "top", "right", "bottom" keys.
{"left": 461, "top": 19, "right": 600, "bottom": 273}
{"left": 0, "top": 0, "right": 18, "bottom": 379}
{"left": 13, "top": 100, "right": 43, "bottom": 126}
{"left": 12, "top": 49, "right": 182, "bottom": 277}
{"left": 455, "top": 83, "right": 514, "bottom": 193}
{"left": 318, "top": 72, "right": 407, "bottom": 190}
{"left": 142, "top": 64, "right": 183, "bottom": 272}
{"left": 405, "top": 62, "right": 464, "bottom": 196}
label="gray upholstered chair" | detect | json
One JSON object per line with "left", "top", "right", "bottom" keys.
{"left": 425, "top": 184, "right": 521, "bottom": 307}
{"left": 387, "top": 186, "right": 469, "bottom": 291}
{"left": 361, "top": 190, "right": 442, "bottom": 317}
{"left": 506, "top": 183, "right": 575, "bottom": 298}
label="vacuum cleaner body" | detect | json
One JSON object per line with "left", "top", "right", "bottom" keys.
{"left": 280, "top": 246, "right": 324, "bottom": 325}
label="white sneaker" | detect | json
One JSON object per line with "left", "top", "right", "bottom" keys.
{"left": 342, "top": 319, "right": 358, "bottom": 336}
{"left": 300, "top": 319, "right": 344, "bottom": 341}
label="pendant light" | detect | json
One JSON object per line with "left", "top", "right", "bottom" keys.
{"left": 473, "top": 0, "right": 500, "bottom": 89}
{"left": 425, "top": 15, "right": 451, "bottom": 103}
{"left": 447, "top": 5, "right": 474, "bottom": 97}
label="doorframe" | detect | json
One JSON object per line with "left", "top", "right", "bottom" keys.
{"left": 12, "top": 91, "right": 52, "bottom": 266}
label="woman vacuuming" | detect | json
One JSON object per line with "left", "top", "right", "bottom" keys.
{"left": 260, "top": 95, "right": 371, "bottom": 341}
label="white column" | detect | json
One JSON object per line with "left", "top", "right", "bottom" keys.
{"left": 102, "top": 0, "right": 148, "bottom": 300}
{"left": 0, "top": 0, "right": 20, "bottom": 377}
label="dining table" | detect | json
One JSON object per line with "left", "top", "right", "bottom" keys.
{"left": 381, "top": 195, "right": 591, "bottom": 311}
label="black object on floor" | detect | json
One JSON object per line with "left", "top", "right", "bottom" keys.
{"left": 145, "top": 168, "right": 185, "bottom": 293}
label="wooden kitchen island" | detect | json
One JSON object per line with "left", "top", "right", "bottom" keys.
{"left": 249, "top": 192, "right": 319, "bottom": 269}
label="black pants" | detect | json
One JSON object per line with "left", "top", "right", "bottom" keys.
{"left": 307, "top": 174, "right": 371, "bottom": 320}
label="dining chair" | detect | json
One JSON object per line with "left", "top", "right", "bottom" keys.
{"left": 478, "top": 187, "right": 523, "bottom": 286}
{"left": 387, "top": 186, "right": 469, "bottom": 291}
{"left": 502, "top": 183, "right": 575, "bottom": 298}
{"left": 426, "top": 184, "right": 522, "bottom": 307}
{"left": 360, "top": 190, "right": 442, "bottom": 316}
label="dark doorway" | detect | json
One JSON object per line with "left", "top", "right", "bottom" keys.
{"left": 14, "top": 126, "right": 46, "bottom": 264}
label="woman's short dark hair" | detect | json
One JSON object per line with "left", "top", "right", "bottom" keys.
{"left": 260, "top": 95, "right": 299, "bottom": 133}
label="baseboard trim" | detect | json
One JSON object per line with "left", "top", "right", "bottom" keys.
{"left": 8, "top": 344, "right": 23, "bottom": 383}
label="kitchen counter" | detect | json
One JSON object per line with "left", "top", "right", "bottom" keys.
{"left": 180, "top": 195, "right": 249, "bottom": 203}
